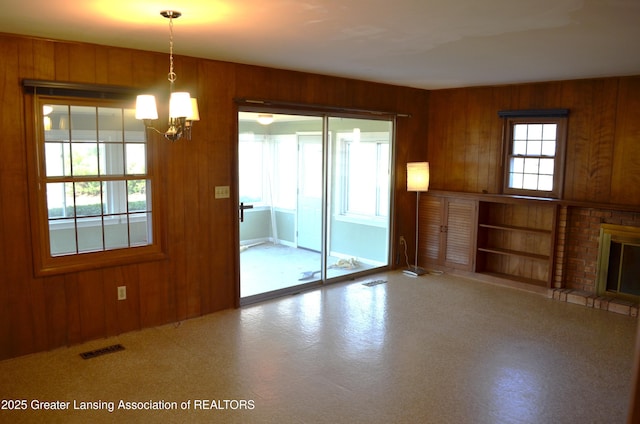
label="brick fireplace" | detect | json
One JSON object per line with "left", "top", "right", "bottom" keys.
{"left": 551, "top": 206, "right": 640, "bottom": 316}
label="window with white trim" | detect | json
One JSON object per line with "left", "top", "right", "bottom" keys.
{"left": 501, "top": 110, "right": 568, "bottom": 198}
{"left": 337, "top": 131, "right": 390, "bottom": 220}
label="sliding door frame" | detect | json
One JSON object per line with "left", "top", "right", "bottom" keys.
{"left": 235, "top": 100, "right": 399, "bottom": 305}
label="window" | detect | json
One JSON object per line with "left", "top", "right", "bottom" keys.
{"left": 336, "top": 131, "right": 390, "bottom": 221}
{"left": 238, "top": 132, "right": 266, "bottom": 205}
{"left": 501, "top": 110, "right": 568, "bottom": 198}
{"left": 27, "top": 89, "right": 164, "bottom": 275}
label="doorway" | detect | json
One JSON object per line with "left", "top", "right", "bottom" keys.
{"left": 238, "top": 110, "right": 393, "bottom": 303}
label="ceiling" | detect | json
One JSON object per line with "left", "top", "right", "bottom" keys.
{"left": 2, "top": 0, "right": 639, "bottom": 90}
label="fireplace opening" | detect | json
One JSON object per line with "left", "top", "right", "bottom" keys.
{"left": 597, "top": 224, "right": 640, "bottom": 302}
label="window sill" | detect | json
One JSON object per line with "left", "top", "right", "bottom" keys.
{"left": 334, "top": 213, "right": 387, "bottom": 228}
{"left": 34, "top": 245, "right": 167, "bottom": 277}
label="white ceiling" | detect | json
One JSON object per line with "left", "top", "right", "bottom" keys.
{"left": 2, "top": 0, "right": 639, "bottom": 90}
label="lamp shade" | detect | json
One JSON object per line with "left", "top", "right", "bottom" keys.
{"left": 135, "top": 95, "right": 159, "bottom": 120}
{"left": 169, "top": 92, "right": 193, "bottom": 118}
{"left": 407, "top": 162, "right": 430, "bottom": 192}
{"left": 188, "top": 98, "right": 200, "bottom": 121}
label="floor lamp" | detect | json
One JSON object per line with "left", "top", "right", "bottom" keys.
{"left": 404, "top": 162, "right": 430, "bottom": 276}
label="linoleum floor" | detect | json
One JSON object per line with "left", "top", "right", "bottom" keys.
{"left": 0, "top": 271, "right": 637, "bottom": 423}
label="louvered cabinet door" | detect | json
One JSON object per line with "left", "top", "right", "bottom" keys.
{"left": 419, "top": 195, "right": 444, "bottom": 265}
{"left": 418, "top": 195, "right": 476, "bottom": 271}
{"left": 443, "top": 199, "right": 477, "bottom": 270}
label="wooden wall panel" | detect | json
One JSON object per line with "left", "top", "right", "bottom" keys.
{"left": 427, "top": 90, "right": 454, "bottom": 190}
{"left": 43, "top": 275, "right": 68, "bottom": 349}
{"left": 428, "top": 77, "right": 640, "bottom": 206}
{"left": 66, "top": 43, "right": 98, "bottom": 83}
{"left": 562, "top": 78, "right": 618, "bottom": 202}
{"left": 611, "top": 77, "right": 640, "bottom": 205}
{"left": 0, "top": 35, "right": 15, "bottom": 359}
{"left": 77, "top": 269, "right": 107, "bottom": 342}
{"left": 64, "top": 273, "right": 82, "bottom": 346}
{"left": 2, "top": 36, "right": 40, "bottom": 359}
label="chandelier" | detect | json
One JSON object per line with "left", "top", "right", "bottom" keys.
{"left": 136, "top": 10, "right": 199, "bottom": 141}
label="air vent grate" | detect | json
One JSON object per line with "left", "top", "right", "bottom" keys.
{"left": 79, "top": 344, "right": 125, "bottom": 359}
{"left": 362, "top": 279, "right": 387, "bottom": 287}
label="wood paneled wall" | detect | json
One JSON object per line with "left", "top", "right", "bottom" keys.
{"left": 427, "top": 77, "right": 640, "bottom": 206}
{"left": 2, "top": 31, "right": 638, "bottom": 361}
{"left": 0, "top": 33, "right": 429, "bottom": 360}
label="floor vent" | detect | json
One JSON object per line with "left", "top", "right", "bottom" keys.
{"left": 362, "top": 279, "right": 387, "bottom": 287}
{"left": 80, "top": 344, "right": 125, "bottom": 360}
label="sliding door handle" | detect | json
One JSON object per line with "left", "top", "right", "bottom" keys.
{"left": 239, "top": 202, "right": 254, "bottom": 222}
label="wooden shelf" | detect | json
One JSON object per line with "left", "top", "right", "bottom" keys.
{"left": 475, "top": 200, "right": 556, "bottom": 288}
{"left": 476, "top": 271, "right": 548, "bottom": 288}
{"left": 478, "top": 223, "right": 551, "bottom": 235}
{"left": 477, "top": 246, "right": 549, "bottom": 261}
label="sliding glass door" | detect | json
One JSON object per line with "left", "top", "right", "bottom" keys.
{"left": 238, "top": 110, "right": 393, "bottom": 303}
{"left": 326, "top": 117, "right": 392, "bottom": 279}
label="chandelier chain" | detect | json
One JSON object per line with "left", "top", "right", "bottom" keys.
{"left": 168, "top": 13, "right": 176, "bottom": 84}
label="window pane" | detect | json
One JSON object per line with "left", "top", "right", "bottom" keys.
{"left": 539, "top": 158, "right": 555, "bottom": 175}
{"left": 70, "top": 106, "right": 97, "bottom": 142}
{"left": 128, "top": 180, "right": 149, "bottom": 212}
{"left": 77, "top": 218, "right": 103, "bottom": 253}
{"left": 47, "top": 182, "right": 74, "bottom": 218}
{"left": 99, "top": 143, "right": 125, "bottom": 175}
{"left": 49, "top": 218, "right": 76, "bottom": 256}
{"left": 44, "top": 104, "right": 70, "bottom": 141}
{"left": 74, "top": 181, "right": 102, "bottom": 217}
{"left": 346, "top": 140, "right": 377, "bottom": 215}
{"left": 538, "top": 175, "right": 553, "bottom": 191}
{"left": 542, "top": 124, "right": 557, "bottom": 140}
{"left": 45, "top": 142, "right": 71, "bottom": 177}
{"left": 527, "top": 124, "right": 543, "bottom": 140}
{"left": 126, "top": 143, "right": 146, "bottom": 174}
{"left": 509, "top": 172, "right": 523, "bottom": 189}
{"left": 104, "top": 215, "right": 129, "bottom": 250}
{"left": 523, "top": 174, "right": 539, "bottom": 190}
{"left": 526, "top": 139, "right": 542, "bottom": 156}
{"left": 130, "top": 213, "right": 151, "bottom": 246}
{"left": 524, "top": 158, "right": 539, "bottom": 174}
{"left": 513, "top": 139, "right": 527, "bottom": 155}
{"left": 71, "top": 143, "right": 99, "bottom": 176}
{"left": 124, "top": 109, "right": 146, "bottom": 142}
{"left": 541, "top": 139, "right": 556, "bottom": 156}
{"left": 102, "top": 180, "right": 127, "bottom": 214}
{"left": 513, "top": 124, "right": 528, "bottom": 140}
{"left": 511, "top": 157, "right": 524, "bottom": 173}
{"left": 98, "top": 107, "right": 123, "bottom": 142}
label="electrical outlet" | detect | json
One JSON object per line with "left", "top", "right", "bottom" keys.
{"left": 399, "top": 236, "right": 406, "bottom": 245}
{"left": 117, "top": 286, "right": 127, "bottom": 301}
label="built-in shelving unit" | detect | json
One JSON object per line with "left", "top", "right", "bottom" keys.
{"left": 418, "top": 191, "right": 560, "bottom": 289}
{"left": 475, "top": 200, "right": 556, "bottom": 287}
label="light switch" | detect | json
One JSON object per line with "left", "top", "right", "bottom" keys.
{"left": 215, "top": 186, "right": 230, "bottom": 199}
